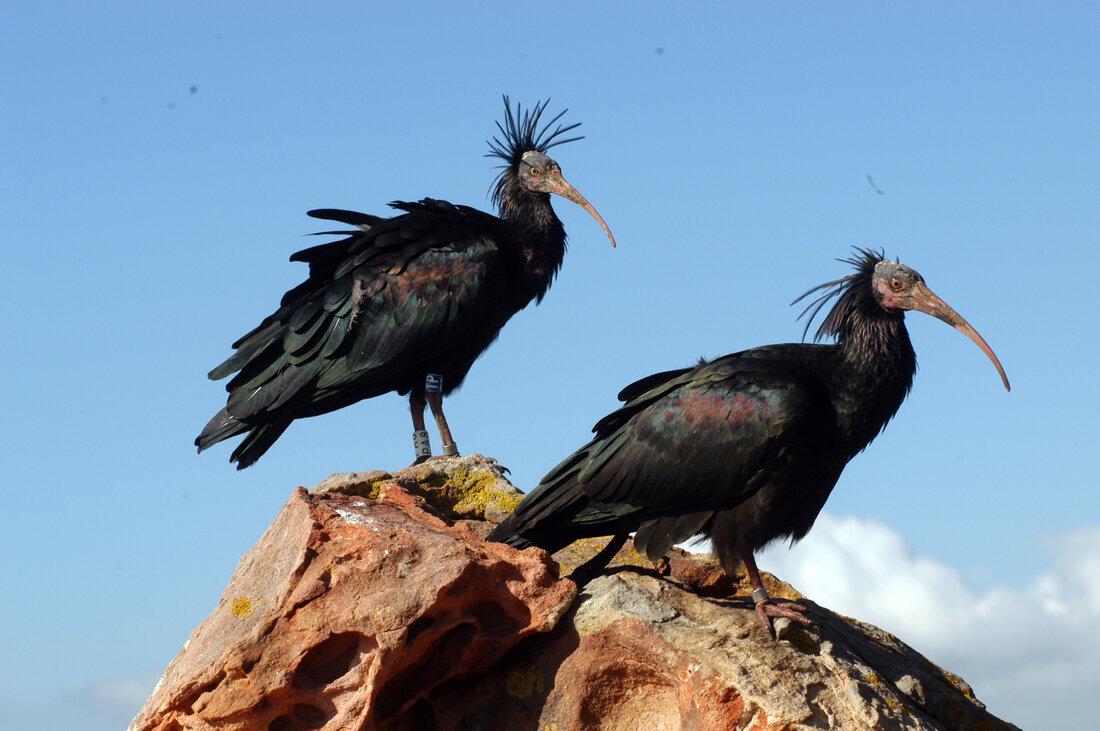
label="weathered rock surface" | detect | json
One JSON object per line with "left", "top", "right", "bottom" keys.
{"left": 133, "top": 455, "right": 1017, "bottom": 730}
{"left": 433, "top": 564, "right": 1014, "bottom": 730}
{"left": 131, "top": 455, "right": 573, "bottom": 730}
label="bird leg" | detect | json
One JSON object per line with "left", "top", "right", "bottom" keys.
{"left": 424, "top": 373, "right": 460, "bottom": 458}
{"left": 742, "top": 552, "right": 812, "bottom": 639}
{"left": 410, "top": 392, "right": 433, "bottom": 464}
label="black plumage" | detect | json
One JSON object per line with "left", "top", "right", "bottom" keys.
{"left": 196, "top": 98, "right": 616, "bottom": 469}
{"left": 490, "top": 249, "right": 1009, "bottom": 633}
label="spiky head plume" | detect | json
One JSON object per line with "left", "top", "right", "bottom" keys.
{"left": 486, "top": 96, "right": 583, "bottom": 207}
{"left": 792, "top": 248, "right": 888, "bottom": 342}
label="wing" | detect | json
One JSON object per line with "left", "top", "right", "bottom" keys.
{"left": 205, "top": 199, "right": 507, "bottom": 423}
{"left": 495, "top": 351, "right": 828, "bottom": 549}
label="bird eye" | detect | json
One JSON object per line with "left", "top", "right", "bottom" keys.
{"left": 890, "top": 277, "right": 904, "bottom": 291}
{"left": 529, "top": 167, "right": 542, "bottom": 177}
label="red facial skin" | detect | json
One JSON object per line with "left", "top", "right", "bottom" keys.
{"left": 874, "top": 272, "right": 1010, "bottom": 392}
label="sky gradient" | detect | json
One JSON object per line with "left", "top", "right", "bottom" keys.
{"left": 2, "top": 3, "right": 1097, "bottom": 728}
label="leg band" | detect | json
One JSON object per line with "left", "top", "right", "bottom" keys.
{"left": 751, "top": 587, "right": 770, "bottom": 604}
{"left": 413, "top": 430, "right": 432, "bottom": 459}
{"left": 442, "top": 442, "right": 459, "bottom": 457}
{"left": 425, "top": 373, "right": 443, "bottom": 393}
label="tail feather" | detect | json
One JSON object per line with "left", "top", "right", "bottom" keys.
{"left": 195, "top": 408, "right": 292, "bottom": 470}
{"left": 229, "top": 419, "right": 293, "bottom": 470}
{"left": 487, "top": 515, "right": 533, "bottom": 548}
{"left": 487, "top": 475, "right": 624, "bottom": 554}
{"left": 195, "top": 408, "right": 248, "bottom": 451}
{"left": 306, "top": 208, "right": 383, "bottom": 229}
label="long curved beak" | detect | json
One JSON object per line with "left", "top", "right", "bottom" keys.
{"left": 910, "top": 282, "right": 1011, "bottom": 391}
{"left": 543, "top": 171, "right": 617, "bottom": 247}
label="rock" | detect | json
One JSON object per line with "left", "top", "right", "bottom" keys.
{"left": 432, "top": 564, "right": 1017, "bottom": 730}
{"left": 130, "top": 455, "right": 573, "bottom": 730}
{"left": 313, "top": 453, "right": 522, "bottom": 527}
{"left": 133, "top": 457, "right": 1017, "bottom": 730}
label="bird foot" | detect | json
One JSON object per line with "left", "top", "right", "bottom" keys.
{"left": 654, "top": 557, "right": 671, "bottom": 577}
{"left": 484, "top": 457, "right": 511, "bottom": 475}
{"left": 754, "top": 598, "right": 813, "bottom": 640}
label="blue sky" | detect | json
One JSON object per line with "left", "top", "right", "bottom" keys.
{"left": 1, "top": 2, "right": 1097, "bottom": 728}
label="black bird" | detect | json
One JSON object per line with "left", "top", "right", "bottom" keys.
{"left": 196, "top": 97, "right": 616, "bottom": 469}
{"left": 490, "top": 250, "right": 1009, "bottom": 635}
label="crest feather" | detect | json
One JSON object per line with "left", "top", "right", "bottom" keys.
{"left": 486, "top": 96, "right": 583, "bottom": 206}
{"left": 791, "top": 248, "right": 885, "bottom": 341}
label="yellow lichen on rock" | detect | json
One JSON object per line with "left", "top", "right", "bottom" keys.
{"left": 505, "top": 667, "right": 545, "bottom": 699}
{"left": 312, "top": 470, "right": 392, "bottom": 499}
{"left": 942, "top": 669, "right": 978, "bottom": 701}
{"left": 229, "top": 596, "right": 254, "bottom": 618}
{"left": 390, "top": 454, "right": 526, "bottom": 523}
{"left": 446, "top": 464, "right": 523, "bottom": 519}
{"left": 312, "top": 455, "right": 524, "bottom": 523}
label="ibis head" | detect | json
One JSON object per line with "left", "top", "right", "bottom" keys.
{"left": 487, "top": 96, "right": 616, "bottom": 247}
{"left": 870, "top": 259, "right": 1010, "bottom": 391}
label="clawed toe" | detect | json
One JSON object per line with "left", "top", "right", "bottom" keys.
{"left": 754, "top": 599, "right": 813, "bottom": 639}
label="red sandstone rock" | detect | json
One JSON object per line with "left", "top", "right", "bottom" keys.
{"left": 431, "top": 566, "right": 1017, "bottom": 730}
{"left": 134, "top": 456, "right": 1017, "bottom": 730}
{"left": 130, "top": 456, "right": 574, "bottom": 730}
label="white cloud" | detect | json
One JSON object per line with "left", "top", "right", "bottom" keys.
{"left": 740, "top": 515, "right": 1100, "bottom": 730}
